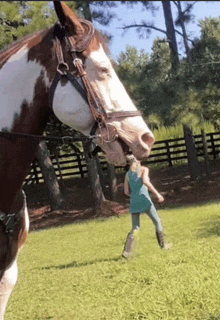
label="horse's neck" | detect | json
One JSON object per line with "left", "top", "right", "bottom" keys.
{"left": 0, "top": 37, "right": 52, "bottom": 213}
{"left": 0, "top": 137, "right": 40, "bottom": 213}
{"left": 0, "top": 46, "right": 50, "bottom": 132}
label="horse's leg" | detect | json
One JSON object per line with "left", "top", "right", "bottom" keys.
{"left": 0, "top": 190, "right": 29, "bottom": 320}
{"left": 0, "top": 258, "right": 18, "bottom": 320}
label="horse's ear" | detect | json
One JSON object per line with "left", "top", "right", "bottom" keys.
{"left": 54, "top": 1, "right": 84, "bottom": 36}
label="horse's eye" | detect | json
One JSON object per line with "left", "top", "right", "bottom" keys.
{"left": 100, "top": 67, "right": 109, "bottom": 74}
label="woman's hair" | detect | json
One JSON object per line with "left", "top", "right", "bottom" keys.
{"left": 126, "top": 155, "right": 140, "bottom": 169}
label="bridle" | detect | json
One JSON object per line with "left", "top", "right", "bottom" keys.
{"left": 0, "top": 2, "right": 142, "bottom": 145}
{"left": 50, "top": 1, "right": 142, "bottom": 142}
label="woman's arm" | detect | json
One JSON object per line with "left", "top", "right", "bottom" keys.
{"left": 124, "top": 172, "right": 131, "bottom": 197}
{"left": 142, "top": 167, "right": 164, "bottom": 203}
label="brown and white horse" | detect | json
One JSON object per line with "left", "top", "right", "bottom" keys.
{"left": 0, "top": 2, "right": 154, "bottom": 318}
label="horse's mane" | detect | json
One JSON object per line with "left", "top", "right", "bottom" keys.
{"left": 0, "top": 23, "right": 111, "bottom": 69}
{"left": 0, "top": 28, "right": 51, "bottom": 68}
{"left": 0, "top": 28, "right": 49, "bottom": 55}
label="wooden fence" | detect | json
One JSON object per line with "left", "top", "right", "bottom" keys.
{"left": 24, "top": 131, "right": 220, "bottom": 185}
{"left": 146, "top": 131, "right": 220, "bottom": 166}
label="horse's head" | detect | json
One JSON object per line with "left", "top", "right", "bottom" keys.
{"left": 52, "top": 2, "right": 155, "bottom": 166}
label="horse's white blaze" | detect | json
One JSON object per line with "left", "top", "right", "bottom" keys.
{"left": 53, "top": 80, "right": 95, "bottom": 135}
{"left": 85, "top": 44, "right": 137, "bottom": 113}
{"left": 52, "top": 42, "right": 154, "bottom": 166}
{"left": 52, "top": 44, "right": 140, "bottom": 135}
{"left": 0, "top": 46, "right": 49, "bottom": 131}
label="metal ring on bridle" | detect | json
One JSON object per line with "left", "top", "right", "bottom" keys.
{"left": 100, "top": 123, "right": 119, "bottom": 143}
{"left": 57, "top": 62, "right": 69, "bottom": 75}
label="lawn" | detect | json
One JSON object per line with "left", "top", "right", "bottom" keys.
{"left": 6, "top": 201, "right": 220, "bottom": 320}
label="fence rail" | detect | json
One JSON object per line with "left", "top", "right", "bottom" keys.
{"left": 24, "top": 131, "right": 220, "bottom": 185}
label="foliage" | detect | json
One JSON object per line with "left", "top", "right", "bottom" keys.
{"left": 6, "top": 202, "right": 220, "bottom": 319}
{"left": 117, "top": 46, "right": 150, "bottom": 106}
{"left": 116, "top": 15, "right": 220, "bottom": 131}
{"left": 0, "top": 1, "right": 80, "bottom": 50}
{"left": 0, "top": 1, "right": 117, "bottom": 50}
{"left": 117, "top": 40, "right": 178, "bottom": 125}
{"left": 175, "top": 17, "right": 220, "bottom": 129}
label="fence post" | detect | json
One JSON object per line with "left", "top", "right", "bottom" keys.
{"left": 165, "top": 141, "right": 173, "bottom": 167}
{"left": 32, "top": 160, "right": 39, "bottom": 184}
{"left": 210, "top": 133, "right": 217, "bottom": 159}
{"left": 183, "top": 124, "right": 201, "bottom": 180}
{"left": 201, "top": 129, "right": 211, "bottom": 177}
{"left": 76, "top": 153, "right": 84, "bottom": 178}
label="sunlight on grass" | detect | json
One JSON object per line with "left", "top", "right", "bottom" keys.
{"left": 153, "top": 122, "right": 216, "bottom": 141}
{"left": 6, "top": 202, "right": 220, "bottom": 320}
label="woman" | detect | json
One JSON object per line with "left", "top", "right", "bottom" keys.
{"left": 123, "top": 155, "right": 172, "bottom": 258}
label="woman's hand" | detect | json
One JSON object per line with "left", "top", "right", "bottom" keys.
{"left": 156, "top": 194, "right": 164, "bottom": 203}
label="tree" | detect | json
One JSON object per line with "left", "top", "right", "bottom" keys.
{"left": 0, "top": 1, "right": 58, "bottom": 49}
{"left": 75, "top": 1, "right": 117, "bottom": 24}
{"left": 36, "top": 141, "right": 64, "bottom": 211}
{"left": 162, "top": 1, "right": 179, "bottom": 71}
{"left": 118, "top": 1, "right": 202, "bottom": 179}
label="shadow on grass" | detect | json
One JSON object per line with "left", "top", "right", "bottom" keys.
{"left": 197, "top": 217, "right": 220, "bottom": 238}
{"left": 41, "top": 255, "right": 123, "bottom": 270}
{"left": 199, "top": 315, "right": 220, "bottom": 320}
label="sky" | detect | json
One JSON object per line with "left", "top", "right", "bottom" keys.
{"left": 90, "top": 1, "right": 220, "bottom": 61}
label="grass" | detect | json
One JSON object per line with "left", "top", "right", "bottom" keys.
{"left": 6, "top": 201, "right": 220, "bottom": 320}
{"left": 153, "top": 122, "right": 216, "bottom": 141}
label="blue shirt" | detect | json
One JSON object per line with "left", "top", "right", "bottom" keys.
{"left": 128, "top": 169, "right": 152, "bottom": 213}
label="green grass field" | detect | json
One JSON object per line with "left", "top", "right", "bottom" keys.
{"left": 6, "top": 201, "right": 220, "bottom": 320}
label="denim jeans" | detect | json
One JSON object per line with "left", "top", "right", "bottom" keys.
{"left": 131, "top": 203, "right": 163, "bottom": 232}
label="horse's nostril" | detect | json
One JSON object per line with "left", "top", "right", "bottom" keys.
{"left": 141, "top": 133, "right": 155, "bottom": 148}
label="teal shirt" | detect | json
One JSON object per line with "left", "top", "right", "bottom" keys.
{"left": 128, "top": 170, "right": 152, "bottom": 214}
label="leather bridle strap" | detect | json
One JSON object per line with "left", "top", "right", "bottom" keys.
{"left": 50, "top": 32, "right": 107, "bottom": 136}
{"left": 48, "top": 69, "right": 88, "bottom": 111}
{"left": 50, "top": 21, "right": 143, "bottom": 139}
{"left": 0, "top": 211, "right": 17, "bottom": 234}
{"left": 106, "top": 111, "right": 142, "bottom": 119}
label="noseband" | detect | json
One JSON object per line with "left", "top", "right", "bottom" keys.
{"left": 49, "top": 19, "right": 142, "bottom": 141}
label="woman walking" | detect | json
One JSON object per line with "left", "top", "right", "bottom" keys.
{"left": 123, "top": 155, "right": 172, "bottom": 258}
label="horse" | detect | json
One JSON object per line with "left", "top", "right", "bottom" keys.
{"left": 0, "top": 2, "right": 155, "bottom": 318}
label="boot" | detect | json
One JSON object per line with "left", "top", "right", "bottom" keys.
{"left": 122, "top": 232, "right": 134, "bottom": 258}
{"left": 156, "top": 231, "right": 172, "bottom": 250}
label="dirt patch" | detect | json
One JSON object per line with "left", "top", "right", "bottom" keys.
{"left": 24, "top": 160, "right": 220, "bottom": 231}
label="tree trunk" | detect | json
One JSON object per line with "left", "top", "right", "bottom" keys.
{"left": 36, "top": 141, "right": 64, "bottom": 210}
{"left": 106, "top": 164, "right": 117, "bottom": 201}
{"left": 162, "top": 1, "right": 180, "bottom": 71}
{"left": 83, "top": 141, "right": 105, "bottom": 209}
{"left": 176, "top": 1, "right": 192, "bottom": 64}
{"left": 183, "top": 124, "right": 200, "bottom": 180}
